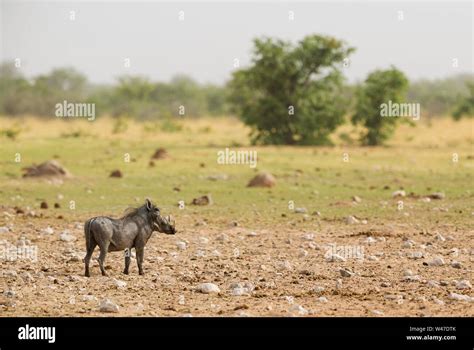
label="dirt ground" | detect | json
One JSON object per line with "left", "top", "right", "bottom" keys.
{"left": 1, "top": 207, "right": 472, "bottom": 317}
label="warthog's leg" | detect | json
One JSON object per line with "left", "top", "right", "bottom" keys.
{"left": 123, "top": 248, "right": 131, "bottom": 275}
{"left": 97, "top": 242, "right": 110, "bottom": 276}
{"left": 136, "top": 246, "right": 145, "bottom": 275}
{"left": 84, "top": 239, "right": 97, "bottom": 277}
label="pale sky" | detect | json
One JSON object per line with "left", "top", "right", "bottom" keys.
{"left": 1, "top": 1, "right": 472, "bottom": 85}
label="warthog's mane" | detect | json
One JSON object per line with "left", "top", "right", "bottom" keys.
{"left": 120, "top": 205, "right": 147, "bottom": 219}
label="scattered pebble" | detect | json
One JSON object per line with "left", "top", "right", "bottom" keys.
{"left": 99, "top": 298, "right": 120, "bottom": 313}
{"left": 196, "top": 283, "right": 220, "bottom": 294}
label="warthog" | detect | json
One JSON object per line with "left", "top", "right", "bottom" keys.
{"left": 83, "top": 199, "right": 176, "bottom": 277}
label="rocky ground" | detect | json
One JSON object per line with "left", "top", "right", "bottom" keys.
{"left": 1, "top": 207, "right": 472, "bottom": 317}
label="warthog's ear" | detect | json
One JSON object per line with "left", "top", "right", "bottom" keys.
{"left": 145, "top": 198, "right": 153, "bottom": 211}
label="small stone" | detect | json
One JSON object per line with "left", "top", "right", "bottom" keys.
{"left": 364, "top": 236, "right": 377, "bottom": 244}
{"left": 247, "top": 231, "right": 258, "bottom": 237}
{"left": 113, "top": 279, "right": 127, "bottom": 289}
{"left": 313, "top": 286, "right": 325, "bottom": 293}
{"left": 381, "top": 282, "right": 391, "bottom": 287}
{"left": 0, "top": 226, "right": 10, "bottom": 233}
{"left": 288, "top": 304, "right": 308, "bottom": 315}
{"left": 352, "top": 196, "right": 362, "bottom": 203}
{"left": 178, "top": 295, "right": 185, "bottom": 305}
{"left": 196, "top": 283, "right": 220, "bottom": 294}
{"left": 449, "top": 293, "right": 473, "bottom": 302}
{"left": 427, "top": 257, "right": 445, "bottom": 266}
{"left": 432, "top": 297, "right": 445, "bottom": 305}
{"left": 276, "top": 260, "right": 292, "bottom": 271}
{"left": 456, "top": 280, "right": 472, "bottom": 290}
{"left": 298, "top": 249, "right": 308, "bottom": 258}
{"left": 197, "top": 237, "right": 209, "bottom": 245}
{"left": 429, "top": 192, "right": 445, "bottom": 200}
{"left": 340, "top": 268, "right": 354, "bottom": 278}
{"left": 403, "top": 269, "right": 414, "bottom": 277}
{"left": 451, "top": 261, "right": 462, "bottom": 269}
{"left": 371, "top": 310, "right": 384, "bottom": 316}
{"left": 345, "top": 215, "right": 359, "bottom": 224}
{"left": 192, "top": 194, "right": 213, "bottom": 206}
{"left": 407, "top": 251, "right": 424, "bottom": 259}
{"left": 402, "top": 240, "right": 415, "bottom": 248}
{"left": 60, "top": 231, "right": 76, "bottom": 242}
{"left": 41, "top": 226, "right": 54, "bottom": 235}
{"left": 392, "top": 190, "right": 406, "bottom": 198}
{"left": 294, "top": 207, "right": 307, "bottom": 214}
{"left": 435, "top": 233, "right": 446, "bottom": 242}
{"left": 427, "top": 280, "right": 440, "bottom": 288}
{"left": 317, "top": 296, "right": 328, "bottom": 303}
{"left": 99, "top": 298, "right": 120, "bottom": 313}
{"left": 302, "top": 233, "right": 314, "bottom": 241}
{"left": 176, "top": 241, "right": 187, "bottom": 250}
{"left": 40, "top": 201, "right": 48, "bottom": 209}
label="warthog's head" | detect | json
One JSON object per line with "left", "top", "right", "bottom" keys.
{"left": 145, "top": 199, "right": 176, "bottom": 235}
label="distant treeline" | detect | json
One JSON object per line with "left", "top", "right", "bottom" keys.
{"left": 0, "top": 61, "right": 472, "bottom": 120}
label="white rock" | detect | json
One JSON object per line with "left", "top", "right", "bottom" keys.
{"left": 178, "top": 295, "right": 185, "bottom": 305}
{"left": 403, "top": 269, "right": 414, "bottom": 277}
{"left": 294, "top": 207, "right": 307, "bottom": 214}
{"left": 435, "top": 233, "right": 446, "bottom": 242}
{"left": 364, "top": 236, "right": 377, "bottom": 244}
{"left": 230, "top": 282, "right": 254, "bottom": 296}
{"left": 402, "top": 240, "right": 415, "bottom": 248}
{"left": 196, "top": 283, "right": 220, "bottom": 294}
{"left": 113, "top": 279, "right": 127, "bottom": 289}
{"left": 345, "top": 215, "right": 359, "bottom": 224}
{"left": 392, "top": 190, "right": 406, "bottom": 198}
{"left": 456, "top": 280, "right": 472, "bottom": 290}
{"left": 449, "top": 293, "right": 473, "bottom": 302}
{"left": 427, "top": 280, "right": 440, "bottom": 288}
{"left": 432, "top": 297, "right": 444, "bottom": 305}
{"left": 99, "top": 298, "right": 120, "bottom": 313}
{"left": 247, "top": 231, "right": 258, "bottom": 237}
{"left": 302, "top": 233, "right": 315, "bottom": 241}
{"left": 407, "top": 251, "right": 424, "bottom": 259}
{"left": 176, "top": 241, "right": 187, "bottom": 250}
{"left": 276, "top": 260, "right": 292, "bottom": 271}
{"left": 289, "top": 304, "right": 308, "bottom": 315}
{"left": 60, "top": 231, "right": 76, "bottom": 242}
{"left": 0, "top": 226, "right": 9, "bottom": 233}
{"left": 371, "top": 310, "right": 384, "bottom": 316}
{"left": 313, "top": 286, "right": 325, "bottom": 293}
{"left": 367, "top": 255, "right": 379, "bottom": 261}
{"left": 427, "top": 257, "right": 445, "bottom": 266}
{"left": 317, "top": 296, "right": 328, "bottom": 303}
{"left": 198, "top": 237, "right": 209, "bottom": 244}
{"left": 41, "top": 226, "right": 54, "bottom": 235}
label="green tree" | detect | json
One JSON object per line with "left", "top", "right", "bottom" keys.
{"left": 228, "top": 35, "right": 354, "bottom": 145}
{"left": 352, "top": 67, "right": 409, "bottom": 146}
{"left": 452, "top": 81, "right": 474, "bottom": 120}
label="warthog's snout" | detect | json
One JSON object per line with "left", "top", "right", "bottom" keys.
{"left": 154, "top": 215, "right": 176, "bottom": 235}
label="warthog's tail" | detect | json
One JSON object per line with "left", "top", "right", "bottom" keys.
{"left": 83, "top": 217, "right": 97, "bottom": 262}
